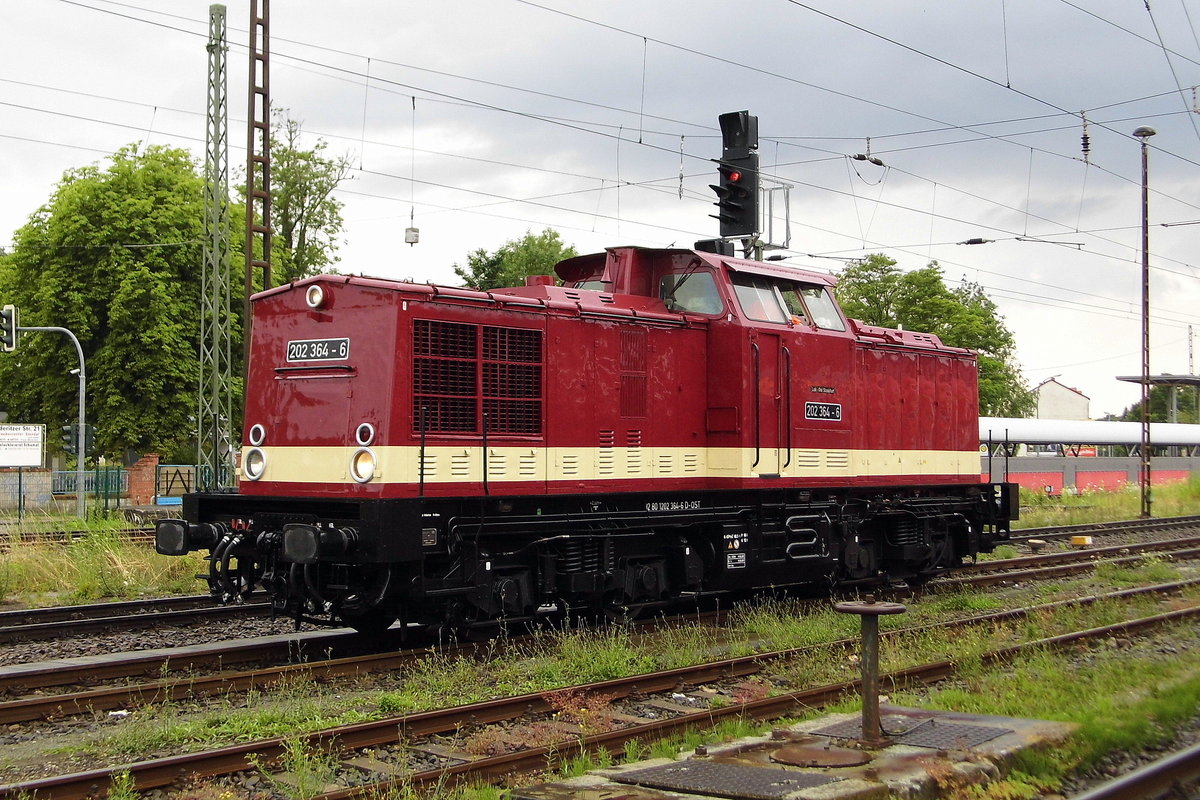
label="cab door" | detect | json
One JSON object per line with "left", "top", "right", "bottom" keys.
{"left": 751, "top": 331, "right": 788, "bottom": 477}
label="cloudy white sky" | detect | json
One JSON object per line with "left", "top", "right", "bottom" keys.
{"left": 6, "top": 0, "right": 1200, "bottom": 418}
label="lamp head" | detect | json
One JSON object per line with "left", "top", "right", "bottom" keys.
{"left": 1133, "top": 125, "right": 1157, "bottom": 140}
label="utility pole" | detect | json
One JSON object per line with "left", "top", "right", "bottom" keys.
{"left": 199, "top": 4, "right": 235, "bottom": 491}
{"left": 1133, "top": 125, "right": 1156, "bottom": 519}
{"left": 243, "top": 0, "right": 272, "bottom": 375}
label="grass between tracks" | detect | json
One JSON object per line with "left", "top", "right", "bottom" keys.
{"left": 1015, "top": 475, "right": 1200, "bottom": 528}
{"left": 0, "top": 521, "right": 206, "bottom": 605}
{"left": 24, "top": 557, "right": 1196, "bottom": 800}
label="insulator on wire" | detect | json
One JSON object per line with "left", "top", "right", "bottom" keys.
{"left": 1080, "top": 113, "right": 1091, "bottom": 163}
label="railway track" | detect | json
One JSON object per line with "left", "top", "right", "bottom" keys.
{"left": 935, "top": 534, "right": 1200, "bottom": 591}
{"left": 5, "top": 525, "right": 1197, "bottom": 698}
{"left": 1, "top": 582, "right": 1195, "bottom": 799}
{"left": 1009, "top": 514, "right": 1200, "bottom": 543}
{"left": 0, "top": 527, "right": 154, "bottom": 546}
{"left": 4, "top": 521, "right": 1198, "bottom": 686}
{"left": 0, "top": 595, "right": 271, "bottom": 644}
{"left": 0, "top": 577, "right": 1194, "bottom": 727}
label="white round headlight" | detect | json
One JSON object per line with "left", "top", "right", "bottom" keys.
{"left": 349, "top": 447, "right": 376, "bottom": 483}
{"left": 244, "top": 447, "right": 267, "bottom": 481}
{"left": 305, "top": 284, "right": 326, "bottom": 309}
{"left": 355, "top": 422, "right": 375, "bottom": 446}
{"left": 248, "top": 424, "right": 266, "bottom": 446}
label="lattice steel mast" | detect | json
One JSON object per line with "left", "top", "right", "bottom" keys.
{"left": 198, "top": 3, "right": 235, "bottom": 491}
{"left": 243, "top": 0, "right": 272, "bottom": 347}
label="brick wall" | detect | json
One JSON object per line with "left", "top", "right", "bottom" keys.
{"left": 127, "top": 453, "right": 160, "bottom": 505}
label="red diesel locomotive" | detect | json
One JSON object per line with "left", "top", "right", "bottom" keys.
{"left": 156, "top": 245, "right": 1017, "bottom": 632}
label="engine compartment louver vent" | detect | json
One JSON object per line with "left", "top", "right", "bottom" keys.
{"left": 413, "top": 319, "right": 543, "bottom": 435}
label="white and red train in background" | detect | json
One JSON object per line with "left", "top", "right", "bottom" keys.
{"left": 981, "top": 416, "right": 1200, "bottom": 496}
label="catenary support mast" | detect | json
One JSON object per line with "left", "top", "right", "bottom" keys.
{"left": 199, "top": 4, "right": 235, "bottom": 491}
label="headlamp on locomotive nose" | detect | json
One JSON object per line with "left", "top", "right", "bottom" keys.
{"left": 305, "top": 284, "right": 326, "bottom": 309}
{"left": 243, "top": 447, "right": 267, "bottom": 480}
{"left": 248, "top": 423, "right": 266, "bottom": 446}
{"left": 355, "top": 422, "right": 375, "bottom": 446}
{"left": 349, "top": 447, "right": 377, "bottom": 483}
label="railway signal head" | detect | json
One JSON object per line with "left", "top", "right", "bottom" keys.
{"left": 710, "top": 153, "right": 759, "bottom": 237}
{"left": 61, "top": 425, "right": 77, "bottom": 455}
{"left": 0, "top": 304, "right": 17, "bottom": 352}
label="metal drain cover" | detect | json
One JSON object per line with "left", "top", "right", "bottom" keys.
{"left": 812, "top": 717, "right": 1012, "bottom": 750}
{"left": 770, "top": 743, "right": 871, "bottom": 768}
{"left": 615, "top": 761, "right": 840, "bottom": 799}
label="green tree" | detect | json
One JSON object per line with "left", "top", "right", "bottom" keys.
{"left": 1117, "top": 384, "right": 1199, "bottom": 424}
{"left": 453, "top": 229, "right": 578, "bottom": 290}
{"left": 835, "top": 254, "right": 1035, "bottom": 417}
{"left": 269, "top": 111, "right": 352, "bottom": 284}
{"left": 0, "top": 144, "right": 214, "bottom": 461}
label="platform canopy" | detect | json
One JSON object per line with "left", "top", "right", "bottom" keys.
{"left": 1114, "top": 374, "right": 1200, "bottom": 388}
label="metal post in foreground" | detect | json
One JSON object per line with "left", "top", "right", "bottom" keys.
{"left": 23, "top": 326, "right": 86, "bottom": 518}
{"left": 835, "top": 595, "right": 907, "bottom": 747}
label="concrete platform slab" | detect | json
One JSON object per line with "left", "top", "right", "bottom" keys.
{"left": 512, "top": 705, "right": 1076, "bottom": 800}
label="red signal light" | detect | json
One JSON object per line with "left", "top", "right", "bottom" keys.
{"left": 728, "top": 170, "right": 742, "bottom": 182}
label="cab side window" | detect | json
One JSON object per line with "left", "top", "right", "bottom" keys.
{"left": 660, "top": 271, "right": 723, "bottom": 314}
{"left": 799, "top": 286, "right": 846, "bottom": 331}
{"left": 731, "top": 274, "right": 787, "bottom": 323}
{"left": 777, "top": 282, "right": 809, "bottom": 323}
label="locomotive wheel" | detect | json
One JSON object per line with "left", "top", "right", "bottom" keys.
{"left": 908, "top": 534, "right": 955, "bottom": 587}
{"left": 841, "top": 538, "right": 877, "bottom": 581}
{"left": 434, "top": 601, "right": 501, "bottom": 642}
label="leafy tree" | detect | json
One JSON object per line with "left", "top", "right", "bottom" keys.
{"left": 269, "top": 111, "right": 352, "bottom": 284}
{"left": 1116, "top": 384, "right": 1199, "bottom": 424}
{"left": 453, "top": 229, "right": 578, "bottom": 290}
{"left": 835, "top": 253, "right": 1035, "bottom": 417}
{"left": 0, "top": 144, "right": 214, "bottom": 461}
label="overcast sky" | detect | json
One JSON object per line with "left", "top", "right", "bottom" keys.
{"left": 6, "top": 0, "right": 1200, "bottom": 418}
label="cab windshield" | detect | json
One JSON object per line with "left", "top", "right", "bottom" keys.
{"left": 731, "top": 273, "right": 845, "bottom": 331}
{"left": 659, "top": 270, "right": 723, "bottom": 314}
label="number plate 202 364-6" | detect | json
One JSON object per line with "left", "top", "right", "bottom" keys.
{"left": 286, "top": 337, "right": 350, "bottom": 362}
{"left": 804, "top": 402, "right": 842, "bottom": 421}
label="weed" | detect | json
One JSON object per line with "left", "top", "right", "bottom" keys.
{"left": 648, "top": 737, "right": 681, "bottom": 760}
{"left": 0, "top": 522, "right": 206, "bottom": 605}
{"left": 248, "top": 737, "right": 340, "bottom": 800}
{"left": 105, "top": 770, "right": 138, "bottom": 800}
{"left": 990, "top": 544, "right": 1019, "bottom": 560}
{"left": 542, "top": 688, "right": 617, "bottom": 736}
{"left": 1094, "top": 555, "right": 1179, "bottom": 586}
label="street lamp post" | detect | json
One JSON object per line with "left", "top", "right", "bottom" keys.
{"left": 1134, "top": 125, "right": 1156, "bottom": 519}
{"left": 21, "top": 326, "right": 86, "bottom": 518}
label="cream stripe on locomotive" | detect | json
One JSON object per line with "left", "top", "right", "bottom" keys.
{"left": 241, "top": 445, "right": 983, "bottom": 484}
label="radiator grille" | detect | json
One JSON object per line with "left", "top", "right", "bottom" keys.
{"left": 413, "top": 320, "right": 543, "bottom": 435}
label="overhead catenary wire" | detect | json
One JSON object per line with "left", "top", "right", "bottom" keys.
{"left": 7, "top": 0, "right": 1200, "bottom": 345}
